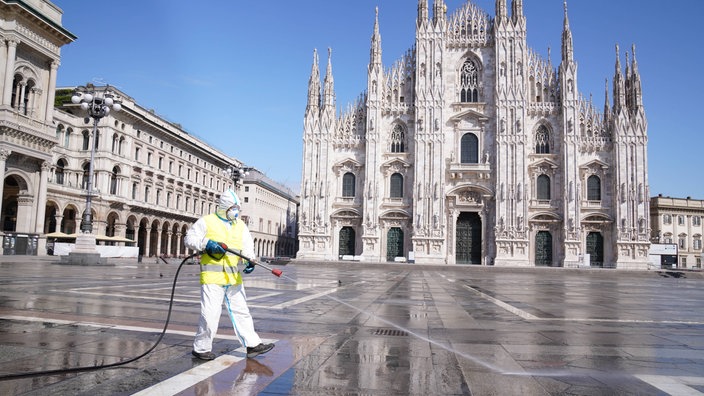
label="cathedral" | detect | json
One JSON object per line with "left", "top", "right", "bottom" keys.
{"left": 297, "top": 0, "right": 650, "bottom": 268}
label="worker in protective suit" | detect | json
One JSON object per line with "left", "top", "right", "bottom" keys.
{"left": 184, "top": 189, "right": 274, "bottom": 360}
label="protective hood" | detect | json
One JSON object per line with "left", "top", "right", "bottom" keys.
{"left": 217, "top": 189, "right": 241, "bottom": 210}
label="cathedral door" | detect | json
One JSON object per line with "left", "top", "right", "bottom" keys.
{"left": 586, "top": 232, "right": 604, "bottom": 267}
{"left": 535, "top": 231, "right": 553, "bottom": 266}
{"left": 338, "top": 227, "right": 355, "bottom": 256}
{"left": 456, "top": 212, "right": 482, "bottom": 264}
{"left": 386, "top": 227, "right": 403, "bottom": 261}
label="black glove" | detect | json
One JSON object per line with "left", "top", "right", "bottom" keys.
{"left": 205, "top": 240, "right": 226, "bottom": 256}
{"left": 243, "top": 261, "right": 255, "bottom": 274}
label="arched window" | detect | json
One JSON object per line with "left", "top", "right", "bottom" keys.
{"left": 55, "top": 159, "right": 66, "bottom": 185}
{"left": 535, "top": 125, "right": 550, "bottom": 154}
{"left": 82, "top": 130, "right": 90, "bottom": 150}
{"left": 390, "top": 173, "right": 403, "bottom": 198}
{"left": 112, "top": 134, "right": 119, "bottom": 153}
{"left": 342, "top": 172, "right": 355, "bottom": 197}
{"left": 587, "top": 175, "right": 601, "bottom": 201}
{"left": 460, "top": 133, "right": 479, "bottom": 164}
{"left": 460, "top": 59, "right": 479, "bottom": 102}
{"left": 56, "top": 125, "right": 65, "bottom": 143}
{"left": 64, "top": 128, "right": 72, "bottom": 147}
{"left": 82, "top": 163, "right": 90, "bottom": 189}
{"left": 110, "top": 166, "right": 120, "bottom": 195}
{"left": 537, "top": 174, "right": 551, "bottom": 201}
{"left": 390, "top": 124, "right": 405, "bottom": 153}
{"left": 118, "top": 136, "right": 125, "bottom": 155}
{"left": 11, "top": 75, "right": 36, "bottom": 115}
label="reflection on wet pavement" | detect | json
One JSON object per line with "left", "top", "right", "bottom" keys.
{"left": 0, "top": 258, "right": 703, "bottom": 395}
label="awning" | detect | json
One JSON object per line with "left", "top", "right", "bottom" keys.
{"left": 45, "top": 232, "right": 77, "bottom": 239}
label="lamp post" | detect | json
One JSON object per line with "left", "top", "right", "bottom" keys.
{"left": 71, "top": 84, "right": 121, "bottom": 234}
{"left": 224, "top": 164, "right": 251, "bottom": 189}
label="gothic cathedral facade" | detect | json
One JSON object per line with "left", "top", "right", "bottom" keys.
{"left": 297, "top": 0, "right": 650, "bottom": 268}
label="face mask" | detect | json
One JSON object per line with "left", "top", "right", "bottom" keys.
{"left": 226, "top": 207, "right": 240, "bottom": 221}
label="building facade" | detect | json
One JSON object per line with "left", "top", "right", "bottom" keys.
{"left": 650, "top": 195, "right": 704, "bottom": 269}
{"left": 51, "top": 85, "right": 244, "bottom": 258}
{"left": 298, "top": 0, "right": 650, "bottom": 268}
{"left": 0, "top": 0, "right": 74, "bottom": 255}
{"left": 240, "top": 168, "right": 298, "bottom": 259}
{"left": 1, "top": 0, "right": 298, "bottom": 259}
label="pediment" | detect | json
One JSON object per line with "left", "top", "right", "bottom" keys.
{"left": 379, "top": 210, "right": 410, "bottom": 219}
{"left": 530, "top": 157, "right": 559, "bottom": 169}
{"left": 448, "top": 109, "right": 489, "bottom": 129}
{"left": 581, "top": 213, "right": 613, "bottom": 223}
{"left": 530, "top": 212, "right": 562, "bottom": 222}
{"left": 580, "top": 159, "right": 609, "bottom": 171}
{"left": 332, "top": 158, "right": 363, "bottom": 174}
{"left": 332, "top": 209, "right": 362, "bottom": 218}
{"left": 381, "top": 158, "right": 412, "bottom": 171}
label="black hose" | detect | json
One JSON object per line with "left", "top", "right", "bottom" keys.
{"left": 0, "top": 253, "right": 198, "bottom": 381}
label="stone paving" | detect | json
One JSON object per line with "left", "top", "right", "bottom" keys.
{"left": 0, "top": 256, "right": 703, "bottom": 395}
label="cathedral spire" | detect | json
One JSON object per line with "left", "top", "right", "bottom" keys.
{"left": 495, "top": 0, "right": 507, "bottom": 24}
{"left": 323, "top": 48, "right": 335, "bottom": 108}
{"left": 630, "top": 44, "right": 643, "bottom": 110}
{"left": 432, "top": 0, "right": 446, "bottom": 26}
{"left": 561, "top": 1, "right": 574, "bottom": 63}
{"left": 418, "top": 0, "right": 429, "bottom": 28}
{"left": 306, "top": 49, "right": 321, "bottom": 114}
{"left": 370, "top": 7, "right": 382, "bottom": 69}
{"left": 511, "top": 0, "right": 525, "bottom": 25}
{"left": 613, "top": 44, "right": 626, "bottom": 113}
{"left": 604, "top": 78, "right": 611, "bottom": 118}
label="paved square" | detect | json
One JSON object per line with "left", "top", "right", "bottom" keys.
{"left": 0, "top": 257, "right": 703, "bottom": 395}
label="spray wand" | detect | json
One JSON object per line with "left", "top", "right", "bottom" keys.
{"left": 217, "top": 242, "right": 283, "bottom": 277}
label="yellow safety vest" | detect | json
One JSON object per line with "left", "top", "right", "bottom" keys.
{"left": 200, "top": 214, "right": 246, "bottom": 286}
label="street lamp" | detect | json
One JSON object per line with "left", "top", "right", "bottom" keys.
{"left": 71, "top": 84, "right": 122, "bottom": 234}
{"left": 224, "top": 164, "right": 251, "bottom": 188}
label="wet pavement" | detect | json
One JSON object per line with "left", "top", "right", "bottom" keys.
{"left": 0, "top": 256, "right": 703, "bottom": 395}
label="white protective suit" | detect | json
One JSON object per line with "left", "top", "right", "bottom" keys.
{"left": 183, "top": 190, "right": 263, "bottom": 354}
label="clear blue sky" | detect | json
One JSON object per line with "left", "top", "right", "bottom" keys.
{"left": 54, "top": 1, "right": 704, "bottom": 199}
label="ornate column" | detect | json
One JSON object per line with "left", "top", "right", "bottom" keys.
{"left": 114, "top": 223, "right": 126, "bottom": 246}
{"left": 15, "top": 81, "right": 25, "bottom": 111}
{"left": 166, "top": 230, "right": 173, "bottom": 256}
{"left": 45, "top": 61, "right": 59, "bottom": 122}
{"left": 54, "top": 215, "right": 63, "bottom": 233}
{"left": 175, "top": 231, "right": 182, "bottom": 257}
{"left": 2, "top": 38, "right": 18, "bottom": 106}
{"left": 34, "top": 162, "right": 50, "bottom": 233}
{"left": 0, "top": 149, "right": 10, "bottom": 217}
{"left": 155, "top": 228, "right": 162, "bottom": 256}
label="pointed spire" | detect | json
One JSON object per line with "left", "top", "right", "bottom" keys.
{"left": 511, "top": 0, "right": 524, "bottom": 25}
{"left": 631, "top": 43, "right": 640, "bottom": 76}
{"left": 323, "top": 47, "right": 335, "bottom": 108}
{"left": 604, "top": 78, "right": 610, "bottom": 116}
{"left": 370, "top": 7, "right": 382, "bottom": 68}
{"left": 561, "top": 1, "right": 574, "bottom": 63}
{"left": 496, "top": 0, "right": 507, "bottom": 24}
{"left": 418, "top": 0, "right": 429, "bottom": 28}
{"left": 306, "top": 49, "right": 321, "bottom": 113}
{"left": 433, "top": 0, "right": 446, "bottom": 26}
{"left": 630, "top": 43, "right": 643, "bottom": 109}
{"left": 613, "top": 44, "right": 626, "bottom": 112}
